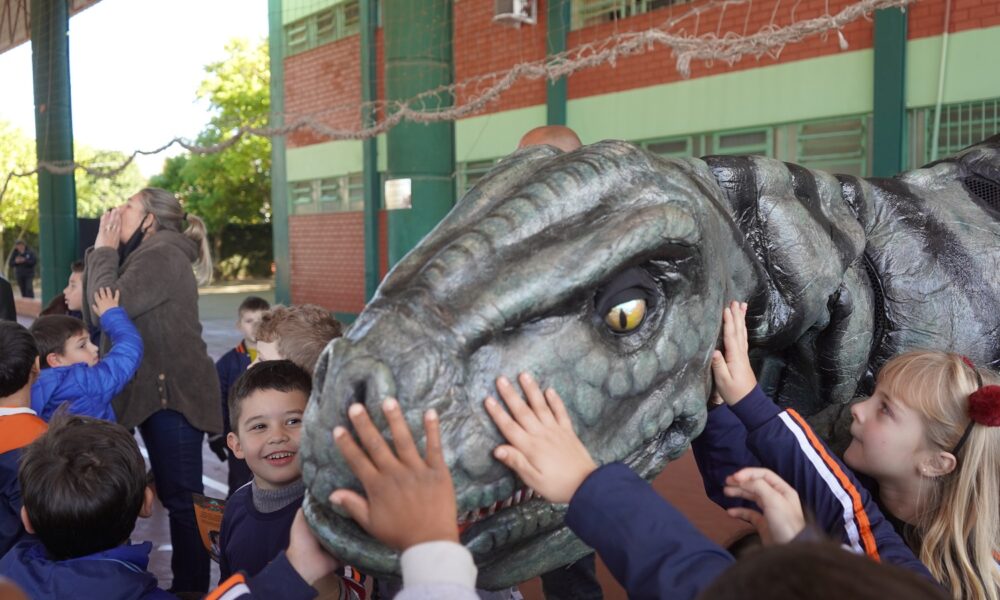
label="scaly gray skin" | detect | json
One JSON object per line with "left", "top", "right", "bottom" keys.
{"left": 301, "top": 136, "right": 1000, "bottom": 589}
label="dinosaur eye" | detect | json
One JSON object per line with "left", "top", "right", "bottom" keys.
{"left": 604, "top": 299, "right": 647, "bottom": 333}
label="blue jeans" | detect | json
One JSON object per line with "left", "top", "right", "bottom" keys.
{"left": 140, "top": 409, "right": 209, "bottom": 592}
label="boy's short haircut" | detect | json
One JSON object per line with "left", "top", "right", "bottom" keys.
{"left": 70, "top": 260, "right": 84, "bottom": 274}
{"left": 228, "top": 359, "right": 312, "bottom": 432}
{"left": 238, "top": 295, "right": 270, "bottom": 315}
{"left": 0, "top": 322, "right": 39, "bottom": 397}
{"left": 29, "top": 315, "right": 88, "bottom": 370}
{"left": 255, "top": 305, "right": 342, "bottom": 373}
{"left": 18, "top": 413, "right": 147, "bottom": 560}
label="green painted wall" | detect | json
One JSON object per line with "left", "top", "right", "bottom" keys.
{"left": 906, "top": 26, "right": 1000, "bottom": 107}
{"left": 282, "top": 0, "right": 346, "bottom": 25}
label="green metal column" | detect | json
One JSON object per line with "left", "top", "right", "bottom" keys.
{"left": 547, "top": 0, "right": 569, "bottom": 125}
{"left": 361, "top": 0, "right": 381, "bottom": 300}
{"left": 268, "top": 0, "right": 291, "bottom": 304}
{"left": 871, "top": 8, "right": 907, "bottom": 177}
{"left": 384, "top": 0, "right": 455, "bottom": 266}
{"left": 31, "top": 0, "right": 77, "bottom": 304}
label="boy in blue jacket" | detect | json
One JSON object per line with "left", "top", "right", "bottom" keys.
{"left": 0, "top": 413, "right": 171, "bottom": 599}
{"left": 29, "top": 288, "right": 143, "bottom": 422}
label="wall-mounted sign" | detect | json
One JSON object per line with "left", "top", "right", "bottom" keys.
{"left": 384, "top": 178, "right": 412, "bottom": 210}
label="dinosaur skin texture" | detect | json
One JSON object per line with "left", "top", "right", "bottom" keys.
{"left": 300, "top": 135, "right": 1000, "bottom": 589}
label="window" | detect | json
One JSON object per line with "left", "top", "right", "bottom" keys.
{"left": 457, "top": 159, "right": 500, "bottom": 196}
{"left": 639, "top": 136, "right": 691, "bottom": 158}
{"left": 289, "top": 172, "right": 367, "bottom": 215}
{"left": 711, "top": 128, "right": 772, "bottom": 156}
{"left": 284, "top": 0, "right": 361, "bottom": 57}
{"left": 796, "top": 116, "right": 867, "bottom": 177}
{"left": 571, "top": 0, "right": 690, "bottom": 30}
{"left": 923, "top": 98, "right": 1000, "bottom": 163}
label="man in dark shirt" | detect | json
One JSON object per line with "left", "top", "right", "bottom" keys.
{"left": 8, "top": 241, "right": 36, "bottom": 299}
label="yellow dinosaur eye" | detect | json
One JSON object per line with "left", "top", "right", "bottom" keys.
{"left": 604, "top": 299, "right": 647, "bottom": 333}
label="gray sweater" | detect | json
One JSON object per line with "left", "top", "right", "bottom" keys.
{"left": 83, "top": 230, "right": 222, "bottom": 433}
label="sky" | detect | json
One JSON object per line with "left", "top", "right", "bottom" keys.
{"left": 0, "top": 0, "right": 269, "bottom": 177}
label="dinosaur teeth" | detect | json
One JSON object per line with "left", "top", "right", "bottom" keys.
{"left": 502, "top": 497, "right": 513, "bottom": 509}
{"left": 513, "top": 490, "right": 523, "bottom": 504}
{"left": 526, "top": 488, "right": 535, "bottom": 500}
{"left": 458, "top": 486, "right": 539, "bottom": 528}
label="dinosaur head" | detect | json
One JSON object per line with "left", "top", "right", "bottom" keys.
{"left": 301, "top": 141, "right": 757, "bottom": 588}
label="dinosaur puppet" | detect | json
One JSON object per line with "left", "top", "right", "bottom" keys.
{"left": 300, "top": 135, "right": 1000, "bottom": 589}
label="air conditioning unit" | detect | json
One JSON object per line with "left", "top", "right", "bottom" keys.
{"left": 494, "top": 0, "right": 537, "bottom": 26}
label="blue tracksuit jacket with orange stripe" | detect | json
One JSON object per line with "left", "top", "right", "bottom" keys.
{"left": 692, "top": 385, "right": 933, "bottom": 579}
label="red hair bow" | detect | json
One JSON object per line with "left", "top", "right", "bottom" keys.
{"left": 968, "top": 385, "right": 1000, "bottom": 427}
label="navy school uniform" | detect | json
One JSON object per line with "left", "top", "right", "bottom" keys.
{"left": 217, "top": 483, "right": 300, "bottom": 582}
{"left": 691, "top": 385, "right": 935, "bottom": 579}
{"left": 216, "top": 342, "right": 254, "bottom": 492}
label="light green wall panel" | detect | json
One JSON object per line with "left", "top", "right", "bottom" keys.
{"left": 906, "top": 25, "right": 1000, "bottom": 108}
{"left": 455, "top": 105, "right": 547, "bottom": 162}
{"left": 568, "top": 51, "right": 875, "bottom": 144}
{"left": 286, "top": 140, "right": 363, "bottom": 180}
{"left": 283, "top": 0, "right": 345, "bottom": 25}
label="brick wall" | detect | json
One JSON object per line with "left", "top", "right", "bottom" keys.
{"left": 288, "top": 211, "right": 390, "bottom": 314}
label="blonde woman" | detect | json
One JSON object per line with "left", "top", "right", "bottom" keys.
{"left": 83, "top": 187, "right": 220, "bottom": 593}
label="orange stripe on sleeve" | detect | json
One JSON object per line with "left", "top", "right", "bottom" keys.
{"left": 206, "top": 574, "right": 248, "bottom": 600}
{"left": 787, "top": 409, "right": 881, "bottom": 562}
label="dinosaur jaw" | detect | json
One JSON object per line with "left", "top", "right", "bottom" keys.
{"left": 303, "top": 412, "right": 703, "bottom": 590}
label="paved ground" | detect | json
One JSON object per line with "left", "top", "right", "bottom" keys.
{"left": 19, "top": 281, "right": 749, "bottom": 598}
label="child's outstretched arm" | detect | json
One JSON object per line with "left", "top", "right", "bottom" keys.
{"left": 331, "top": 399, "right": 479, "bottom": 600}
{"left": 36, "top": 289, "right": 144, "bottom": 422}
{"left": 711, "top": 301, "right": 934, "bottom": 579}
{"left": 485, "top": 373, "right": 734, "bottom": 600}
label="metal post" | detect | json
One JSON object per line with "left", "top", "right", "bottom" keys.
{"left": 31, "top": 0, "right": 77, "bottom": 304}
{"left": 268, "top": 0, "right": 291, "bottom": 304}
{"left": 872, "top": 8, "right": 908, "bottom": 176}
{"left": 361, "top": 0, "right": 381, "bottom": 300}
{"left": 384, "top": 0, "right": 455, "bottom": 266}
{"left": 547, "top": 0, "right": 569, "bottom": 125}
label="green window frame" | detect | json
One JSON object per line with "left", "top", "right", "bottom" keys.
{"left": 571, "top": 0, "right": 690, "bottom": 30}
{"left": 289, "top": 172, "right": 367, "bottom": 215}
{"left": 639, "top": 136, "right": 691, "bottom": 158}
{"left": 284, "top": 0, "right": 362, "bottom": 57}
{"left": 457, "top": 159, "right": 500, "bottom": 196}
{"left": 923, "top": 98, "right": 1000, "bottom": 163}
{"left": 711, "top": 127, "right": 772, "bottom": 157}
{"left": 795, "top": 116, "right": 868, "bottom": 177}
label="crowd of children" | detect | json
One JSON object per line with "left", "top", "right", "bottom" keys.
{"left": 1, "top": 272, "right": 999, "bottom": 599}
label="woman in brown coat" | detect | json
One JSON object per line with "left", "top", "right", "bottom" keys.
{"left": 83, "top": 188, "right": 220, "bottom": 593}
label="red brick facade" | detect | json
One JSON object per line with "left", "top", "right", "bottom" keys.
{"left": 285, "top": 0, "right": 997, "bottom": 312}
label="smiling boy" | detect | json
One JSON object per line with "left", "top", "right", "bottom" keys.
{"left": 219, "top": 360, "right": 311, "bottom": 582}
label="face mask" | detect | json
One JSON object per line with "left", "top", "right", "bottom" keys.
{"left": 118, "top": 216, "right": 153, "bottom": 265}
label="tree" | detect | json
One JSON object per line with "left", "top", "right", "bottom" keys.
{"left": 0, "top": 121, "right": 40, "bottom": 243}
{"left": 150, "top": 37, "right": 272, "bottom": 272}
{"left": 75, "top": 146, "right": 146, "bottom": 218}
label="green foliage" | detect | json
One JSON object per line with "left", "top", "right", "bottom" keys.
{"left": 0, "top": 121, "right": 40, "bottom": 236}
{"left": 150, "top": 38, "right": 272, "bottom": 239}
{"left": 1, "top": 122, "right": 143, "bottom": 238}
{"left": 75, "top": 146, "right": 147, "bottom": 217}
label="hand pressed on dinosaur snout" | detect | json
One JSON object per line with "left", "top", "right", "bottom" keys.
{"left": 723, "top": 467, "right": 806, "bottom": 546}
{"left": 330, "top": 398, "right": 459, "bottom": 551}
{"left": 485, "top": 373, "right": 597, "bottom": 504}
{"left": 711, "top": 300, "right": 758, "bottom": 406}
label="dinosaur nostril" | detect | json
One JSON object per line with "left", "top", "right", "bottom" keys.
{"left": 348, "top": 380, "right": 367, "bottom": 407}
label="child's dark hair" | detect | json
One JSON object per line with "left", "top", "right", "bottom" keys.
{"left": 70, "top": 260, "right": 84, "bottom": 274}
{"left": 18, "top": 413, "right": 147, "bottom": 560}
{"left": 698, "top": 541, "right": 949, "bottom": 600}
{"left": 29, "top": 315, "right": 88, "bottom": 370}
{"left": 228, "top": 359, "right": 312, "bottom": 432}
{"left": 0, "top": 321, "right": 39, "bottom": 397}
{"left": 239, "top": 296, "right": 270, "bottom": 315}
